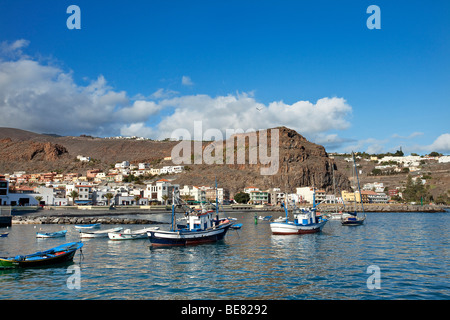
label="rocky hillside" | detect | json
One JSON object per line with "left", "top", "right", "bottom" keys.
{"left": 0, "top": 127, "right": 351, "bottom": 195}
{"left": 173, "top": 127, "right": 351, "bottom": 195}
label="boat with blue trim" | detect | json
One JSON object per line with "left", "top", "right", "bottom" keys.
{"left": 148, "top": 181, "right": 234, "bottom": 247}
{"left": 36, "top": 230, "right": 67, "bottom": 238}
{"left": 0, "top": 242, "right": 83, "bottom": 268}
{"left": 270, "top": 190, "right": 327, "bottom": 235}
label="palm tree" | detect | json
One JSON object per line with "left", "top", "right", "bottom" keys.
{"left": 161, "top": 194, "right": 169, "bottom": 205}
{"left": 105, "top": 193, "right": 114, "bottom": 206}
{"left": 134, "top": 195, "right": 141, "bottom": 205}
{"left": 69, "top": 191, "right": 79, "bottom": 205}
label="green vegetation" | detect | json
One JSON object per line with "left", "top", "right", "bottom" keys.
{"left": 234, "top": 192, "right": 250, "bottom": 204}
{"left": 402, "top": 175, "right": 431, "bottom": 203}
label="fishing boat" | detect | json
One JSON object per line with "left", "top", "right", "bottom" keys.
{"left": 74, "top": 223, "right": 101, "bottom": 230}
{"left": 80, "top": 227, "right": 123, "bottom": 238}
{"left": 108, "top": 227, "right": 159, "bottom": 240}
{"left": 341, "top": 152, "right": 366, "bottom": 226}
{"left": 36, "top": 230, "right": 67, "bottom": 238}
{"left": 148, "top": 180, "right": 234, "bottom": 247}
{"left": 270, "top": 190, "right": 327, "bottom": 235}
{"left": 0, "top": 242, "right": 83, "bottom": 269}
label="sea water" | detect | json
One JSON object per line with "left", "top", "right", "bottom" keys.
{"left": 0, "top": 211, "right": 448, "bottom": 300}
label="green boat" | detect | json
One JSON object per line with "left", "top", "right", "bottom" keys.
{"left": 0, "top": 242, "right": 83, "bottom": 269}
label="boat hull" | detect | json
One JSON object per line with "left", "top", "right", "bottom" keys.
{"left": 36, "top": 230, "right": 67, "bottom": 238}
{"left": 341, "top": 218, "right": 365, "bottom": 226}
{"left": 75, "top": 223, "right": 101, "bottom": 230}
{"left": 80, "top": 227, "right": 123, "bottom": 238}
{"left": 0, "top": 242, "right": 83, "bottom": 269}
{"left": 147, "top": 223, "right": 232, "bottom": 247}
{"left": 270, "top": 220, "right": 327, "bottom": 235}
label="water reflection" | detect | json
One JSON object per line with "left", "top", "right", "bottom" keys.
{"left": 0, "top": 212, "right": 449, "bottom": 299}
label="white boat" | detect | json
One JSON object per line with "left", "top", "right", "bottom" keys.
{"left": 273, "top": 216, "right": 288, "bottom": 222}
{"left": 108, "top": 227, "right": 160, "bottom": 240}
{"left": 270, "top": 190, "right": 327, "bottom": 235}
{"left": 80, "top": 227, "right": 123, "bottom": 238}
{"left": 329, "top": 212, "right": 343, "bottom": 220}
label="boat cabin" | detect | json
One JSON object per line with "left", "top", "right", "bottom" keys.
{"left": 294, "top": 208, "right": 317, "bottom": 226}
{"left": 187, "top": 210, "right": 214, "bottom": 231}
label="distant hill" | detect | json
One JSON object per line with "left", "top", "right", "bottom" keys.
{"left": 0, "top": 127, "right": 351, "bottom": 196}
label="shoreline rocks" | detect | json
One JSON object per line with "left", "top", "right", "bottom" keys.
{"left": 12, "top": 216, "right": 163, "bottom": 225}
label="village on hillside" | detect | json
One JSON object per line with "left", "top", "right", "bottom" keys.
{"left": 1, "top": 153, "right": 449, "bottom": 208}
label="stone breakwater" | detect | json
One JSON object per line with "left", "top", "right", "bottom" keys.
{"left": 12, "top": 216, "right": 162, "bottom": 225}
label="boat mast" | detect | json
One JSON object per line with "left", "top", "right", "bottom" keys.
{"left": 215, "top": 176, "right": 219, "bottom": 220}
{"left": 171, "top": 190, "right": 175, "bottom": 231}
{"left": 352, "top": 152, "right": 365, "bottom": 215}
{"left": 332, "top": 164, "right": 338, "bottom": 214}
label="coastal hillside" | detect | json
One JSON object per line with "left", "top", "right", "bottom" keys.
{"left": 0, "top": 127, "right": 351, "bottom": 195}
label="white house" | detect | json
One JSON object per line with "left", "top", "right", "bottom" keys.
{"left": 0, "top": 178, "right": 39, "bottom": 206}
{"left": 438, "top": 156, "right": 450, "bottom": 163}
{"left": 115, "top": 161, "right": 130, "bottom": 169}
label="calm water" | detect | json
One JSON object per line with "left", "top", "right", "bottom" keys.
{"left": 0, "top": 211, "right": 448, "bottom": 300}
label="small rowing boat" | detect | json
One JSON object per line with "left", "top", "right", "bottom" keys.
{"left": 0, "top": 232, "right": 8, "bottom": 238}
{"left": 36, "top": 230, "right": 67, "bottom": 238}
{"left": 230, "top": 223, "right": 243, "bottom": 229}
{"left": 0, "top": 242, "right": 83, "bottom": 269}
{"left": 108, "top": 227, "right": 160, "bottom": 240}
{"left": 74, "top": 223, "right": 101, "bottom": 230}
{"left": 80, "top": 227, "right": 123, "bottom": 238}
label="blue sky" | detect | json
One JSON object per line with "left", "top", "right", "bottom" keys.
{"left": 0, "top": 0, "right": 449, "bottom": 154}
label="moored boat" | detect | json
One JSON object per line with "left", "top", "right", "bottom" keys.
{"left": 36, "top": 230, "right": 67, "bottom": 238}
{"left": 0, "top": 242, "right": 83, "bottom": 269}
{"left": 230, "top": 223, "right": 243, "bottom": 230}
{"left": 270, "top": 190, "right": 327, "bottom": 235}
{"left": 108, "top": 227, "right": 159, "bottom": 240}
{"left": 341, "top": 152, "right": 366, "bottom": 226}
{"left": 74, "top": 223, "right": 101, "bottom": 230}
{"left": 80, "top": 227, "right": 123, "bottom": 238}
{"left": 148, "top": 180, "right": 234, "bottom": 247}
{"left": 0, "top": 232, "right": 8, "bottom": 238}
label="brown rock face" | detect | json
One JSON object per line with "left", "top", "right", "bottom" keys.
{"left": 0, "top": 140, "right": 68, "bottom": 162}
{"left": 173, "top": 126, "right": 351, "bottom": 196}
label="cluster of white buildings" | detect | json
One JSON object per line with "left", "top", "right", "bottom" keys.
{"left": 242, "top": 184, "right": 394, "bottom": 206}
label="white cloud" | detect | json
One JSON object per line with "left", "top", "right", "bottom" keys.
{"left": 152, "top": 93, "right": 352, "bottom": 140}
{"left": 428, "top": 133, "right": 450, "bottom": 153}
{"left": 391, "top": 132, "right": 424, "bottom": 139}
{"left": 181, "top": 75, "right": 194, "bottom": 86}
{"left": 0, "top": 40, "right": 354, "bottom": 143}
{"left": 0, "top": 39, "right": 30, "bottom": 58}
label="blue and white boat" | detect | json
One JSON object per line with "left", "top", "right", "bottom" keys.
{"left": 74, "top": 223, "right": 101, "bottom": 230}
{"left": 36, "top": 230, "right": 67, "bottom": 238}
{"left": 148, "top": 181, "right": 234, "bottom": 247}
{"left": 270, "top": 190, "right": 327, "bottom": 235}
{"left": 0, "top": 242, "right": 83, "bottom": 269}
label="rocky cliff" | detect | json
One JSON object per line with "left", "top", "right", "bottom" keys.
{"left": 173, "top": 127, "right": 351, "bottom": 195}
